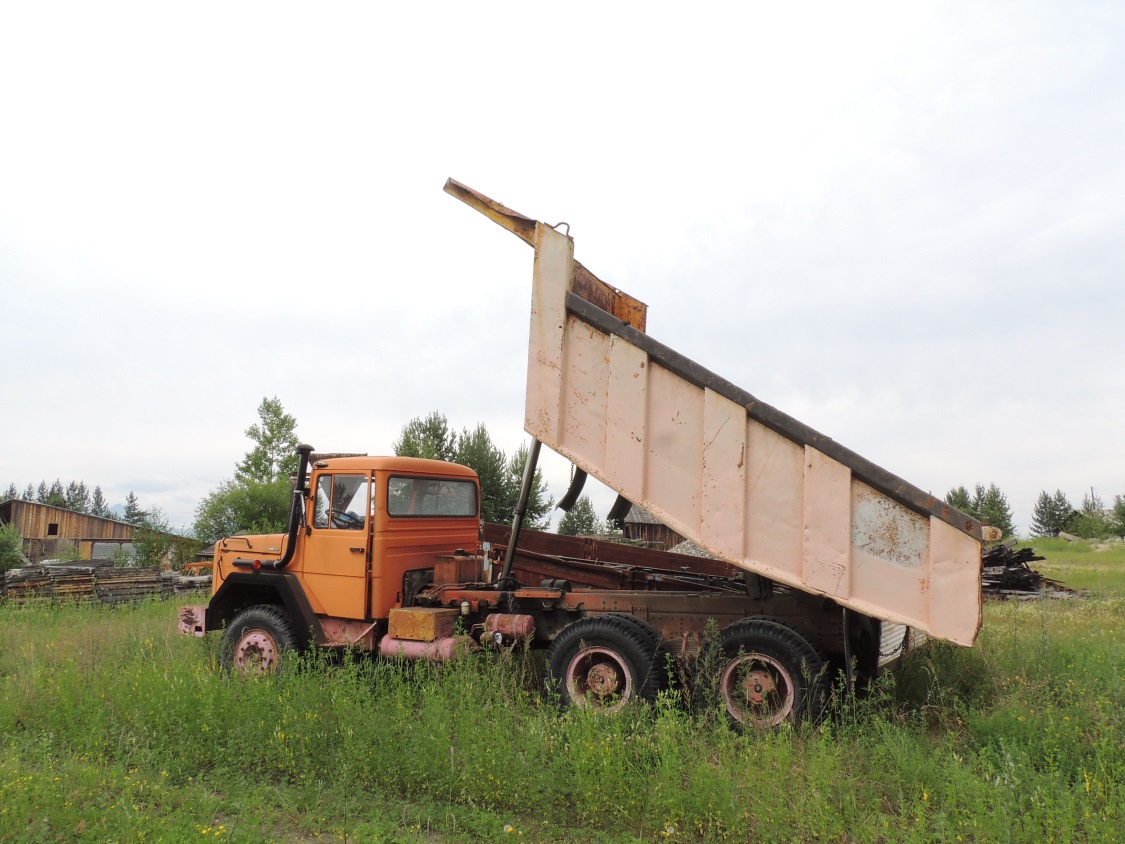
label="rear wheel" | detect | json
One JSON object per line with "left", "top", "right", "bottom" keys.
{"left": 547, "top": 614, "right": 665, "bottom": 712}
{"left": 710, "top": 619, "right": 827, "bottom": 728}
{"left": 219, "top": 605, "right": 298, "bottom": 677}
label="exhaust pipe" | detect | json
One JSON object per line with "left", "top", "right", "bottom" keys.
{"left": 233, "top": 443, "right": 314, "bottom": 571}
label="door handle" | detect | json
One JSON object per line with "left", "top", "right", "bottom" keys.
{"left": 350, "top": 547, "right": 364, "bottom": 553}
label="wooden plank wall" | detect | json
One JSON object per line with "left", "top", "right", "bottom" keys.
{"left": 6, "top": 501, "right": 133, "bottom": 540}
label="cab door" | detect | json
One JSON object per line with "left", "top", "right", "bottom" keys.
{"left": 301, "top": 471, "right": 371, "bottom": 619}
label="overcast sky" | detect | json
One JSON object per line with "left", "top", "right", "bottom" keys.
{"left": 1, "top": 1, "right": 1122, "bottom": 537}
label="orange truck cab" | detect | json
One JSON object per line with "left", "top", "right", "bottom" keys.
{"left": 181, "top": 446, "right": 482, "bottom": 662}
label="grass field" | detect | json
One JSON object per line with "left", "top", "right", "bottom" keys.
{"left": 1, "top": 543, "right": 1122, "bottom": 843}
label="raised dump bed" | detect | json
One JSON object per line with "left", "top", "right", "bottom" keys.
{"left": 446, "top": 179, "right": 993, "bottom": 647}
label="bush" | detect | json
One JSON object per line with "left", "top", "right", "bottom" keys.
{"left": 0, "top": 522, "right": 25, "bottom": 574}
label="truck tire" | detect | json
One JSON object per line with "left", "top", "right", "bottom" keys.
{"left": 547, "top": 614, "right": 665, "bottom": 712}
{"left": 709, "top": 619, "right": 827, "bottom": 728}
{"left": 219, "top": 605, "right": 298, "bottom": 678}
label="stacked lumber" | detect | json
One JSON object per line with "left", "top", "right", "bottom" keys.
{"left": 981, "top": 542, "right": 1071, "bottom": 599}
{"left": 2, "top": 560, "right": 209, "bottom": 604}
{"left": 2, "top": 565, "right": 54, "bottom": 603}
{"left": 170, "top": 574, "right": 212, "bottom": 594}
{"left": 94, "top": 566, "right": 165, "bottom": 603}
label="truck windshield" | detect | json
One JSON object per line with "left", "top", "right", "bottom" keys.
{"left": 387, "top": 476, "right": 477, "bottom": 518}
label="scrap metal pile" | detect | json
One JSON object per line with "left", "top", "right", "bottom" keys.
{"left": 981, "top": 542, "right": 1071, "bottom": 599}
{"left": 1, "top": 559, "right": 208, "bottom": 604}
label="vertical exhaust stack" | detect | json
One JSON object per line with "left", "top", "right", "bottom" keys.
{"left": 259, "top": 443, "right": 314, "bottom": 571}
{"left": 446, "top": 179, "right": 990, "bottom": 647}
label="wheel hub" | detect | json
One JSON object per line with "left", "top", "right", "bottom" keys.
{"left": 741, "top": 668, "right": 777, "bottom": 705}
{"left": 585, "top": 662, "right": 622, "bottom": 696}
{"left": 566, "top": 645, "right": 634, "bottom": 712}
{"left": 720, "top": 653, "right": 795, "bottom": 727}
{"left": 234, "top": 629, "right": 279, "bottom": 675}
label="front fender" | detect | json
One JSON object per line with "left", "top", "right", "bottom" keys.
{"left": 206, "top": 571, "right": 323, "bottom": 648}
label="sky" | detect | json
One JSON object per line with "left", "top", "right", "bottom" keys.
{"left": 1, "top": 1, "right": 1122, "bottom": 536}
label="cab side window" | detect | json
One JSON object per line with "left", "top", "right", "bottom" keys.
{"left": 313, "top": 474, "right": 369, "bottom": 530}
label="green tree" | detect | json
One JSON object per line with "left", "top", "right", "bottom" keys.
{"left": 946, "top": 482, "right": 1014, "bottom": 538}
{"left": 453, "top": 423, "right": 514, "bottom": 525}
{"left": 394, "top": 411, "right": 457, "bottom": 462}
{"left": 1030, "top": 489, "right": 1073, "bottom": 537}
{"left": 193, "top": 398, "right": 302, "bottom": 543}
{"left": 393, "top": 414, "right": 553, "bottom": 528}
{"left": 0, "top": 522, "right": 26, "bottom": 574}
{"left": 3, "top": 483, "right": 17, "bottom": 502}
{"left": 505, "top": 441, "right": 553, "bottom": 530}
{"left": 1109, "top": 494, "right": 1125, "bottom": 538}
{"left": 40, "top": 480, "right": 66, "bottom": 508}
{"left": 90, "top": 486, "right": 110, "bottom": 518}
{"left": 21, "top": 484, "right": 34, "bottom": 501}
{"left": 132, "top": 508, "right": 203, "bottom": 568}
{"left": 945, "top": 485, "right": 974, "bottom": 517}
{"left": 65, "top": 481, "right": 90, "bottom": 513}
{"left": 194, "top": 478, "right": 292, "bottom": 544}
{"left": 1069, "top": 489, "right": 1110, "bottom": 539}
{"left": 123, "top": 492, "right": 145, "bottom": 525}
{"left": 557, "top": 495, "right": 601, "bottom": 536}
{"left": 977, "top": 483, "right": 1015, "bottom": 539}
{"left": 235, "top": 396, "right": 300, "bottom": 484}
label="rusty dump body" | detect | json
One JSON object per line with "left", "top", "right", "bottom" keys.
{"left": 444, "top": 179, "right": 989, "bottom": 648}
{"left": 180, "top": 181, "right": 992, "bottom": 727}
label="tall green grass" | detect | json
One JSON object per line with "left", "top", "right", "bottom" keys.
{"left": 1019, "top": 538, "right": 1125, "bottom": 597}
{"left": 1, "top": 545, "right": 1121, "bottom": 843}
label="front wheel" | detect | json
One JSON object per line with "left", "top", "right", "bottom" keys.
{"left": 710, "top": 619, "right": 827, "bottom": 728}
{"left": 219, "top": 605, "right": 298, "bottom": 677}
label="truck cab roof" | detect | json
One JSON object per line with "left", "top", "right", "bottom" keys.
{"left": 309, "top": 455, "right": 478, "bottom": 479}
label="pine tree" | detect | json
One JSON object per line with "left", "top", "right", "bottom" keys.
{"left": 945, "top": 485, "right": 976, "bottom": 518}
{"left": 65, "top": 481, "right": 90, "bottom": 513}
{"left": 505, "top": 442, "right": 552, "bottom": 530}
{"left": 36, "top": 481, "right": 49, "bottom": 503}
{"left": 453, "top": 423, "right": 513, "bottom": 525}
{"left": 1031, "top": 489, "right": 1073, "bottom": 537}
{"left": 558, "top": 495, "right": 602, "bottom": 536}
{"left": 1052, "top": 490, "right": 1075, "bottom": 532}
{"left": 393, "top": 414, "right": 552, "bottom": 528}
{"left": 947, "top": 482, "right": 1014, "bottom": 538}
{"left": 44, "top": 480, "right": 66, "bottom": 508}
{"left": 123, "top": 492, "right": 145, "bottom": 525}
{"left": 90, "top": 486, "right": 110, "bottom": 518}
{"left": 3, "top": 483, "right": 17, "bottom": 502}
{"left": 22, "top": 484, "right": 34, "bottom": 501}
{"left": 975, "top": 483, "right": 1015, "bottom": 539}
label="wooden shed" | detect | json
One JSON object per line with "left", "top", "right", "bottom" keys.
{"left": 622, "top": 505, "right": 686, "bottom": 551}
{"left": 0, "top": 499, "right": 136, "bottom": 563}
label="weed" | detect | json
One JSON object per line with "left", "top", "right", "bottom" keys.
{"left": 0, "top": 549, "right": 1122, "bottom": 842}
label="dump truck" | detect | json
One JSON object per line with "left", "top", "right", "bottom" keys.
{"left": 179, "top": 181, "right": 997, "bottom": 728}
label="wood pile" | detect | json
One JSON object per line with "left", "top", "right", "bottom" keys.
{"left": 981, "top": 542, "right": 1072, "bottom": 599}
{"left": 94, "top": 566, "right": 167, "bottom": 604}
{"left": 1, "top": 559, "right": 209, "bottom": 604}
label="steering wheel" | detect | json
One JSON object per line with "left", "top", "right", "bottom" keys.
{"left": 330, "top": 509, "right": 365, "bottom": 529}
